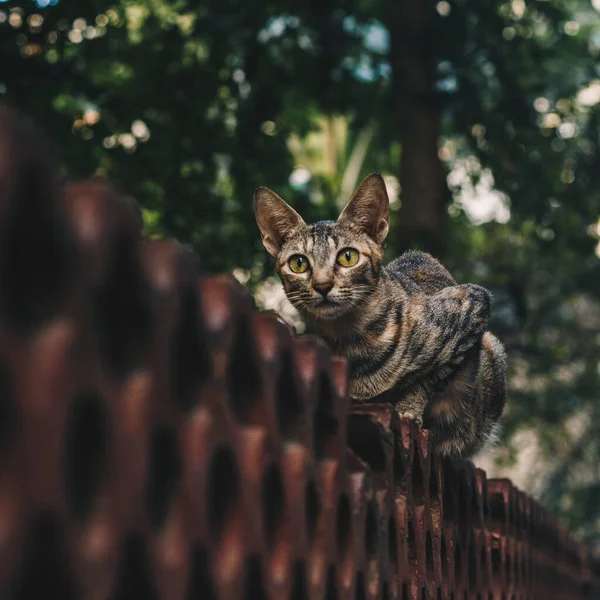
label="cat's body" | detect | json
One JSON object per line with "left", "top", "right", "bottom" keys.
{"left": 360, "top": 251, "right": 507, "bottom": 457}
{"left": 254, "top": 174, "right": 507, "bottom": 458}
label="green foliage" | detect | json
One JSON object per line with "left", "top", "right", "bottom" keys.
{"left": 2, "top": 0, "right": 600, "bottom": 543}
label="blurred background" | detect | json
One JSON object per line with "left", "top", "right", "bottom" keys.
{"left": 2, "top": 0, "right": 600, "bottom": 544}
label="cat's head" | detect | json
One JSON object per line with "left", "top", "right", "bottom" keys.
{"left": 253, "top": 173, "right": 389, "bottom": 321}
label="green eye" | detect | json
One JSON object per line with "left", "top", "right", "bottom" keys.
{"left": 289, "top": 254, "right": 309, "bottom": 273}
{"left": 337, "top": 248, "right": 359, "bottom": 267}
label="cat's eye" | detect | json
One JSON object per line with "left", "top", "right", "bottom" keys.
{"left": 337, "top": 248, "right": 360, "bottom": 267}
{"left": 289, "top": 254, "right": 309, "bottom": 273}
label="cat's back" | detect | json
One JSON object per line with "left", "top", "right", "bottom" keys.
{"left": 386, "top": 250, "right": 456, "bottom": 295}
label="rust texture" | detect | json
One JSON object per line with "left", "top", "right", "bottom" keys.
{"left": 0, "top": 107, "right": 599, "bottom": 600}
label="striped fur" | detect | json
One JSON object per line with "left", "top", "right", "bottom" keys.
{"left": 254, "top": 174, "right": 507, "bottom": 458}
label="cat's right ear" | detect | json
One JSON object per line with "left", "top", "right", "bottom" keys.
{"left": 254, "top": 187, "right": 306, "bottom": 257}
{"left": 338, "top": 173, "right": 389, "bottom": 245}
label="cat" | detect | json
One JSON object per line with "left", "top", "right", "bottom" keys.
{"left": 253, "top": 173, "right": 507, "bottom": 458}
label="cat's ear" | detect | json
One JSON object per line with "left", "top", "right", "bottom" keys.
{"left": 337, "top": 173, "right": 389, "bottom": 245}
{"left": 254, "top": 187, "right": 306, "bottom": 257}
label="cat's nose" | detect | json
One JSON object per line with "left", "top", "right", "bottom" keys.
{"left": 313, "top": 281, "right": 333, "bottom": 296}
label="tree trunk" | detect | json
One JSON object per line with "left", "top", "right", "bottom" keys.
{"left": 391, "top": 0, "right": 449, "bottom": 259}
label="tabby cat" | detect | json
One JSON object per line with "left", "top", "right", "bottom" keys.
{"left": 254, "top": 174, "right": 507, "bottom": 458}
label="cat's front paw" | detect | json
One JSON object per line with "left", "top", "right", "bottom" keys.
{"left": 395, "top": 406, "right": 424, "bottom": 428}
{"left": 395, "top": 385, "right": 428, "bottom": 428}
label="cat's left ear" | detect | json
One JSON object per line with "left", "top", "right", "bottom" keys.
{"left": 338, "top": 173, "right": 389, "bottom": 245}
{"left": 254, "top": 187, "right": 306, "bottom": 257}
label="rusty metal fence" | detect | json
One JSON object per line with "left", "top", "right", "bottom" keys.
{"left": 0, "top": 107, "right": 599, "bottom": 600}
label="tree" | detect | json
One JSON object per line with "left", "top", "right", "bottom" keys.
{"left": 391, "top": 0, "right": 449, "bottom": 258}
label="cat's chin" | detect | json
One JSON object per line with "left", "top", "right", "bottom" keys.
{"left": 305, "top": 301, "right": 351, "bottom": 321}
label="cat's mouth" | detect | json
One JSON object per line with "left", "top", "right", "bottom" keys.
{"left": 315, "top": 296, "right": 338, "bottom": 308}
{"left": 309, "top": 297, "right": 347, "bottom": 318}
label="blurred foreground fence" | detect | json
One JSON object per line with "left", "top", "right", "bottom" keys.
{"left": 0, "top": 107, "right": 599, "bottom": 600}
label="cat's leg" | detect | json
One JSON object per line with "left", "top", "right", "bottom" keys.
{"left": 392, "top": 284, "right": 492, "bottom": 437}
{"left": 394, "top": 383, "right": 430, "bottom": 428}
{"left": 425, "top": 333, "right": 507, "bottom": 458}
{"left": 430, "top": 283, "right": 491, "bottom": 352}
{"left": 413, "top": 283, "right": 491, "bottom": 380}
